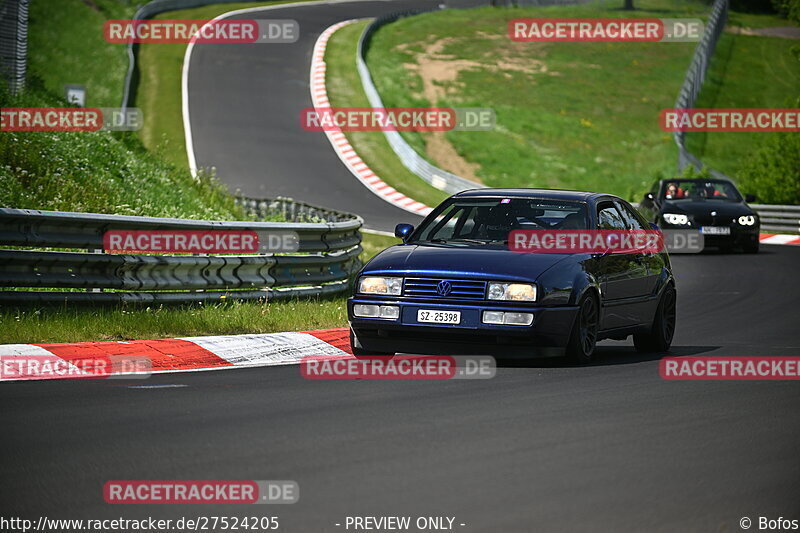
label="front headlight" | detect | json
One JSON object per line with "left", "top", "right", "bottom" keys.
{"left": 663, "top": 213, "right": 689, "bottom": 225}
{"left": 737, "top": 215, "right": 756, "bottom": 226}
{"left": 358, "top": 276, "right": 402, "bottom": 296}
{"left": 487, "top": 282, "right": 537, "bottom": 302}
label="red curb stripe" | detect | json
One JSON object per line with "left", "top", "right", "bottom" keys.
{"left": 36, "top": 339, "right": 232, "bottom": 372}
{"left": 303, "top": 328, "right": 352, "bottom": 354}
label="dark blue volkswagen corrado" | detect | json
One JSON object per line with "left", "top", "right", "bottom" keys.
{"left": 347, "top": 189, "right": 676, "bottom": 363}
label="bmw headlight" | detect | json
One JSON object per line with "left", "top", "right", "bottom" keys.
{"left": 737, "top": 215, "right": 756, "bottom": 226}
{"left": 358, "top": 276, "right": 402, "bottom": 296}
{"left": 488, "top": 282, "right": 537, "bottom": 302}
{"left": 663, "top": 213, "right": 689, "bottom": 225}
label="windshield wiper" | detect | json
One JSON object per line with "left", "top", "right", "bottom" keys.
{"left": 429, "top": 238, "right": 490, "bottom": 245}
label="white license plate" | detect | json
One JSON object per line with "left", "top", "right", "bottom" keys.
{"left": 417, "top": 309, "right": 461, "bottom": 324}
{"left": 701, "top": 226, "right": 731, "bottom": 235}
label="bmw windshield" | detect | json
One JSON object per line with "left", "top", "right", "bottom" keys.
{"left": 662, "top": 180, "right": 743, "bottom": 202}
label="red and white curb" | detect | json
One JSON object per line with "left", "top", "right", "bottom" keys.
{"left": 759, "top": 233, "right": 800, "bottom": 246}
{"left": 309, "top": 20, "right": 433, "bottom": 217}
{"left": 0, "top": 329, "right": 354, "bottom": 382}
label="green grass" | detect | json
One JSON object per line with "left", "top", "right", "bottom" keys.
{"left": 0, "top": 85, "right": 250, "bottom": 219}
{"left": 0, "top": 298, "right": 347, "bottom": 344}
{"left": 0, "top": 232, "right": 399, "bottom": 344}
{"left": 686, "top": 31, "right": 800, "bottom": 182}
{"left": 324, "top": 20, "right": 449, "bottom": 208}
{"left": 28, "top": 0, "right": 136, "bottom": 108}
{"left": 8, "top": 0, "right": 251, "bottom": 219}
{"left": 137, "top": 1, "right": 316, "bottom": 168}
{"left": 1, "top": 0, "right": 406, "bottom": 345}
{"left": 362, "top": 0, "right": 797, "bottom": 201}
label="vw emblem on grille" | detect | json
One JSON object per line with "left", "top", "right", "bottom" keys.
{"left": 436, "top": 280, "right": 452, "bottom": 297}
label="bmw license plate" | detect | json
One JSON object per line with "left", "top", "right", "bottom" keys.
{"left": 701, "top": 226, "right": 731, "bottom": 235}
{"left": 417, "top": 310, "right": 461, "bottom": 324}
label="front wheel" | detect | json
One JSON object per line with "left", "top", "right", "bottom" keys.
{"left": 565, "top": 294, "right": 599, "bottom": 364}
{"left": 633, "top": 284, "right": 676, "bottom": 353}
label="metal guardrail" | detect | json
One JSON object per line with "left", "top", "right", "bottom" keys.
{"left": 0, "top": 199, "right": 364, "bottom": 305}
{"left": 752, "top": 205, "right": 800, "bottom": 234}
{"left": 0, "top": 0, "right": 28, "bottom": 95}
{"left": 673, "top": 0, "right": 729, "bottom": 177}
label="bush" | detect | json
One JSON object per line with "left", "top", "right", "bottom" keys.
{"left": 771, "top": 0, "right": 800, "bottom": 23}
{"left": 737, "top": 131, "right": 800, "bottom": 205}
{"left": 731, "top": 0, "right": 777, "bottom": 14}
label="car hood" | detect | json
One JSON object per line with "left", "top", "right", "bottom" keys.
{"left": 661, "top": 199, "right": 753, "bottom": 217}
{"left": 362, "top": 243, "right": 573, "bottom": 283}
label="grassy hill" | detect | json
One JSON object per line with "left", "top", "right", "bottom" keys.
{"left": 357, "top": 0, "right": 798, "bottom": 201}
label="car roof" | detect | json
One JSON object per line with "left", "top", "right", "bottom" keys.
{"left": 452, "top": 188, "right": 613, "bottom": 202}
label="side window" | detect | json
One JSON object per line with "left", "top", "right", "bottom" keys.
{"left": 597, "top": 202, "right": 626, "bottom": 230}
{"left": 615, "top": 201, "right": 645, "bottom": 230}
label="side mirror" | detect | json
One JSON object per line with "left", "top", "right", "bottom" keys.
{"left": 394, "top": 223, "right": 415, "bottom": 241}
{"left": 641, "top": 192, "right": 655, "bottom": 206}
{"left": 745, "top": 194, "right": 756, "bottom": 203}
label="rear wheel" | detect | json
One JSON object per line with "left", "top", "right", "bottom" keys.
{"left": 565, "top": 294, "right": 599, "bottom": 364}
{"left": 349, "top": 328, "right": 394, "bottom": 358}
{"left": 634, "top": 284, "right": 676, "bottom": 353}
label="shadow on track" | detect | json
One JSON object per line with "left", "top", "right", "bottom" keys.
{"left": 494, "top": 344, "right": 720, "bottom": 369}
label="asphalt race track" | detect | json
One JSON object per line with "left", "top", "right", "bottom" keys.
{"left": 2, "top": 246, "right": 799, "bottom": 531}
{"left": 187, "top": 0, "right": 442, "bottom": 231}
{"left": 2, "top": 1, "right": 798, "bottom": 531}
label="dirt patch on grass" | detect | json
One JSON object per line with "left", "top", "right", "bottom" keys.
{"left": 399, "top": 36, "right": 551, "bottom": 102}
{"left": 425, "top": 131, "right": 483, "bottom": 184}
{"left": 395, "top": 36, "right": 552, "bottom": 184}
{"left": 727, "top": 26, "right": 800, "bottom": 39}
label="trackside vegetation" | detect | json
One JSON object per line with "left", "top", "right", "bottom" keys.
{"left": 358, "top": 0, "right": 799, "bottom": 203}
{"left": 0, "top": 0, "right": 399, "bottom": 343}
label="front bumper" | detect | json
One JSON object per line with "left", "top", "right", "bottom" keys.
{"left": 661, "top": 223, "right": 759, "bottom": 249}
{"left": 700, "top": 226, "right": 759, "bottom": 248}
{"left": 348, "top": 297, "right": 578, "bottom": 356}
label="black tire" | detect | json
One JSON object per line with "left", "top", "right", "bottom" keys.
{"left": 633, "top": 284, "right": 676, "bottom": 353}
{"left": 349, "top": 328, "right": 394, "bottom": 357}
{"left": 743, "top": 240, "right": 759, "bottom": 254}
{"left": 565, "top": 293, "right": 599, "bottom": 364}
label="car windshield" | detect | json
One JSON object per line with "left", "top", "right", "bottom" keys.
{"left": 662, "top": 180, "right": 742, "bottom": 202}
{"left": 412, "top": 197, "right": 588, "bottom": 243}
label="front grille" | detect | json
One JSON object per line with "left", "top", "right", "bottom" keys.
{"left": 403, "top": 278, "right": 487, "bottom": 300}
